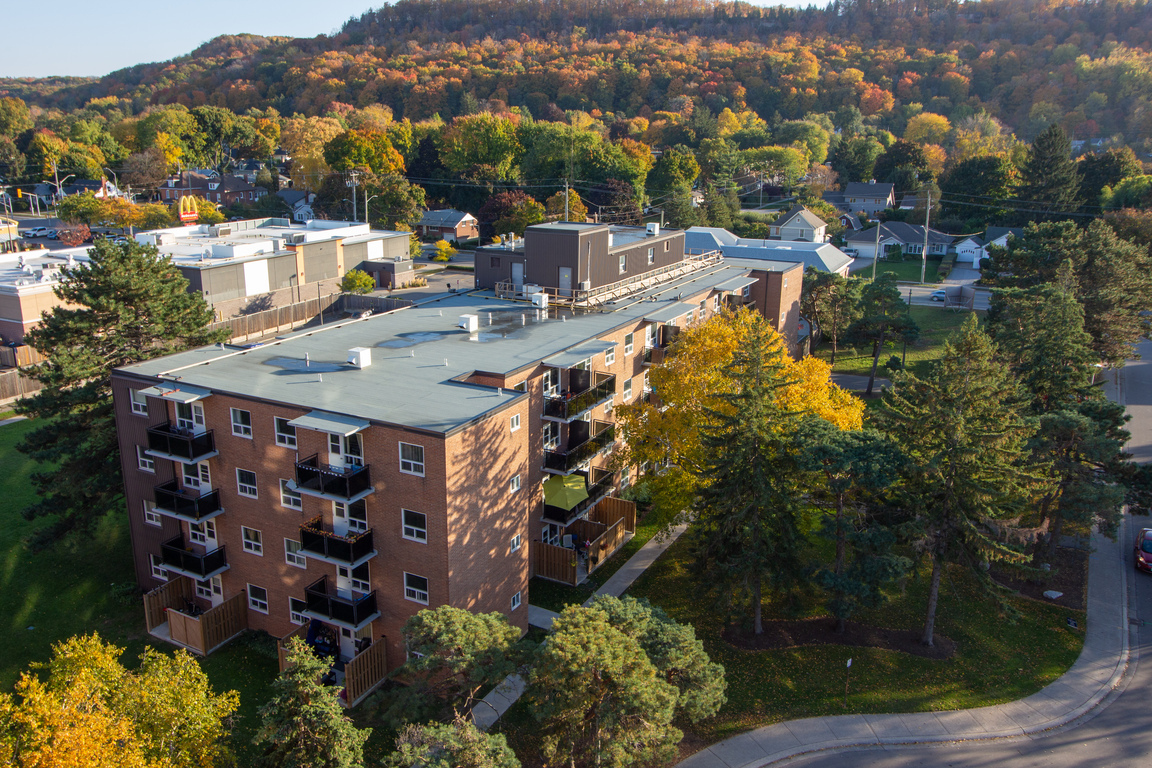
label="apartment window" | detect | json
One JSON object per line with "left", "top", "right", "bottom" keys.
{"left": 289, "top": 597, "right": 308, "bottom": 625}
{"left": 699, "top": 300, "right": 706, "bottom": 317}
{"left": 618, "top": 255, "right": 627, "bottom": 274}
{"left": 511, "top": 533, "right": 522, "bottom": 554}
{"left": 543, "top": 421, "right": 560, "bottom": 450}
{"left": 197, "top": 575, "right": 221, "bottom": 601}
{"left": 664, "top": 241, "right": 670, "bottom": 251}
{"left": 136, "top": 446, "right": 155, "bottom": 473}
{"left": 783, "top": 277, "right": 789, "bottom": 289}
{"left": 129, "top": 389, "right": 148, "bottom": 415}
{"left": 230, "top": 408, "right": 253, "bottom": 437}
{"left": 242, "top": 527, "right": 263, "bottom": 556}
{"left": 510, "top": 474, "right": 521, "bottom": 494}
{"left": 623, "top": 379, "right": 633, "bottom": 401}
{"left": 513, "top": 381, "right": 527, "bottom": 392}
{"left": 510, "top": 413, "right": 521, "bottom": 432}
{"left": 176, "top": 402, "right": 204, "bottom": 431}
{"left": 686, "top": 309, "right": 694, "bottom": 324}
{"left": 404, "top": 573, "right": 429, "bottom": 604}
{"left": 149, "top": 554, "right": 167, "bottom": 581}
{"left": 624, "top": 333, "right": 634, "bottom": 355}
{"left": 236, "top": 469, "right": 258, "bottom": 498}
{"left": 399, "top": 442, "right": 425, "bottom": 476}
{"left": 342, "top": 562, "right": 370, "bottom": 592}
{"left": 605, "top": 347, "right": 615, "bottom": 366}
{"left": 742, "top": 285, "right": 752, "bottom": 299}
{"left": 543, "top": 368, "right": 559, "bottom": 397}
{"left": 403, "top": 510, "right": 427, "bottom": 542}
{"left": 274, "top": 417, "right": 297, "bottom": 448}
{"left": 713, "top": 295, "right": 720, "bottom": 310}
{"left": 285, "top": 538, "right": 307, "bottom": 568}
{"left": 643, "top": 372, "right": 650, "bottom": 392}
{"left": 621, "top": 465, "right": 631, "bottom": 486}
{"left": 247, "top": 584, "right": 269, "bottom": 613}
{"left": 336, "top": 499, "right": 369, "bottom": 533}
{"left": 511, "top": 591, "right": 522, "bottom": 611}
{"left": 189, "top": 520, "right": 215, "bottom": 546}
{"left": 280, "top": 479, "right": 302, "bottom": 510}
{"left": 647, "top": 247, "right": 654, "bottom": 265}
{"left": 780, "top": 312, "right": 787, "bottom": 324}
{"left": 143, "top": 500, "right": 161, "bottom": 527}
{"left": 183, "top": 461, "right": 210, "bottom": 489}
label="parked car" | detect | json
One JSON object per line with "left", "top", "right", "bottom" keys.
{"left": 22, "top": 227, "right": 47, "bottom": 238}
{"left": 45, "top": 230, "right": 59, "bottom": 240}
{"left": 930, "top": 289, "right": 947, "bottom": 302}
{"left": 1135, "top": 528, "right": 1152, "bottom": 573}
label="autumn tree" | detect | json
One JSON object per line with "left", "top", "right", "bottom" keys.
{"left": 438, "top": 114, "right": 521, "bottom": 181}
{"left": 903, "top": 113, "right": 952, "bottom": 146}
{"left": 323, "top": 129, "right": 405, "bottom": 176}
{"left": 253, "top": 637, "right": 370, "bottom": 768}
{"left": 647, "top": 145, "right": 700, "bottom": 193}
{"left": 544, "top": 189, "right": 588, "bottom": 222}
{"left": 340, "top": 268, "right": 374, "bottom": 294}
{"left": 0, "top": 96, "right": 32, "bottom": 138}
{"left": 493, "top": 196, "right": 545, "bottom": 236}
{"left": 15, "top": 240, "right": 225, "bottom": 546}
{"left": 878, "top": 316, "right": 1038, "bottom": 646}
{"left": 281, "top": 116, "right": 345, "bottom": 190}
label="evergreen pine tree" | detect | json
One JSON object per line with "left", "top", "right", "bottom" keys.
{"left": 15, "top": 240, "right": 226, "bottom": 547}
{"left": 1016, "top": 124, "right": 1081, "bottom": 222}
{"left": 253, "top": 638, "right": 371, "bottom": 768}
{"left": 690, "top": 319, "right": 804, "bottom": 634}
{"left": 846, "top": 272, "right": 918, "bottom": 395}
{"left": 878, "top": 316, "right": 1038, "bottom": 646}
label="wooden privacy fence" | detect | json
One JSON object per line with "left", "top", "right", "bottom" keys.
{"left": 587, "top": 520, "right": 627, "bottom": 575}
{"left": 534, "top": 540, "right": 578, "bottom": 585}
{"left": 200, "top": 593, "right": 248, "bottom": 653}
{"left": 589, "top": 496, "right": 636, "bottom": 533}
{"left": 208, "top": 293, "right": 413, "bottom": 344}
{"left": 144, "top": 576, "right": 193, "bottom": 632}
{"left": 278, "top": 623, "right": 310, "bottom": 673}
{"left": 344, "top": 639, "right": 389, "bottom": 706}
{"left": 0, "top": 345, "right": 45, "bottom": 368}
{"left": 147, "top": 586, "right": 247, "bottom": 656}
{"left": 0, "top": 368, "right": 41, "bottom": 405}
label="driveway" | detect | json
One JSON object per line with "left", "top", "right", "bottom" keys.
{"left": 943, "top": 266, "right": 981, "bottom": 284}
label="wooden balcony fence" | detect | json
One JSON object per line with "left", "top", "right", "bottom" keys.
{"left": 144, "top": 576, "right": 194, "bottom": 632}
{"left": 144, "top": 579, "right": 247, "bottom": 655}
{"left": 534, "top": 541, "right": 578, "bottom": 585}
{"left": 277, "top": 623, "right": 310, "bottom": 673}
{"left": 206, "top": 293, "right": 412, "bottom": 344}
{"left": 534, "top": 495, "right": 638, "bottom": 584}
{"left": 589, "top": 496, "right": 636, "bottom": 532}
{"left": 0, "top": 344, "right": 46, "bottom": 368}
{"left": 344, "top": 639, "right": 389, "bottom": 706}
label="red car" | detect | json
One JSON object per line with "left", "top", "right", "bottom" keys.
{"left": 1135, "top": 528, "right": 1152, "bottom": 573}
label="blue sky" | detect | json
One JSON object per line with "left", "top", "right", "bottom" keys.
{"left": 1, "top": 0, "right": 821, "bottom": 79}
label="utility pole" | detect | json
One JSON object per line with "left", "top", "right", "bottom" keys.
{"left": 347, "top": 170, "right": 360, "bottom": 223}
{"left": 870, "top": 217, "right": 881, "bottom": 282}
{"left": 919, "top": 190, "right": 931, "bottom": 284}
{"left": 564, "top": 179, "right": 570, "bottom": 222}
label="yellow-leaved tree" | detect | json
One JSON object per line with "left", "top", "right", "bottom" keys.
{"left": 613, "top": 308, "right": 862, "bottom": 527}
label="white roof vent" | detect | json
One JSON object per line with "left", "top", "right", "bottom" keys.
{"left": 346, "top": 347, "right": 372, "bottom": 369}
{"left": 531, "top": 292, "right": 549, "bottom": 309}
{"left": 457, "top": 314, "right": 479, "bottom": 333}
{"left": 647, "top": 222, "right": 660, "bottom": 236}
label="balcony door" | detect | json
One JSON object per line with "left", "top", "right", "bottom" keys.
{"left": 332, "top": 500, "right": 368, "bottom": 537}
{"left": 195, "top": 575, "right": 223, "bottom": 607}
{"left": 328, "top": 433, "right": 363, "bottom": 469}
{"left": 189, "top": 519, "right": 217, "bottom": 550}
{"left": 175, "top": 402, "right": 206, "bottom": 434}
{"left": 181, "top": 461, "right": 210, "bottom": 491}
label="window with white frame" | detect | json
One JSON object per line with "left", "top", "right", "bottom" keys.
{"left": 511, "top": 533, "right": 522, "bottom": 553}
{"left": 176, "top": 402, "right": 204, "bottom": 431}
{"left": 402, "top": 510, "right": 427, "bottom": 542}
{"left": 129, "top": 389, "right": 148, "bottom": 415}
{"left": 624, "top": 333, "right": 634, "bottom": 355}
{"left": 621, "top": 465, "right": 631, "bottom": 486}
{"left": 149, "top": 554, "right": 167, "bottom": 580}
{"left": 189, "top": 520, "right": 215, "bottom": 546}
{"left": 137, "top": 446, "right": 155, "bottom": 473}
{"left": 247, "top": 584, "right": 269, "bottom": 613}
{"left": 643, "top": 372, "right": 650, "bottom": 391}
{"left": 605, "top": 347, "right": 615, "bottom": 366}
{"left": 289, "top": 597, "right": 308, "bottom": 625}
{"left": 236, "top": 469, "right": 258, "bottom": 498}
{"left": 404, "top": 572, "right": 429, "bottom": 604}
{"left": 143, "top": 500, "right": 161, "bottom": 526}
{"left": 618, "top": 254, "right": 627, "bottom": 274}
{"left": 686, "top": 309, "right": 694, "bottom": 324}
{"left": 510, "top": 413, "right": 521, "bottom": 432}
{"left": 742, "top": 285, "right": 751, "bottom": 299}
{"left": 274, "top": 417, "right": 297, "bottom": 447}
{"left": 510, "top": 474, "right": 521, "bottom": 493}
{"left": 182, "top": 461, "right": 209, "bottom": 489}
{"left": 543, "top": 367, "right": 559, "bottom": 397}
{"left": 783, "top": 277, "right": 789, "bottom": 289}
{"left": 699, "top": 300, "right": 706, "bottom": 318}
{"left": 780, "top": 312, "right": 787, "bottom": 324}
{"left": 647, "top": 247, "right": 655, "bottom": 265}
{"left": 241, "top": 526, "right": 263, "bottom": 555}
{"left": 399, "top": 442, "right": 425, "bottom": 475}
{"left": 511, "top": 591, "right": 522, "bottom": 610}
{"left": 196, "top": 575, "right": 221, "bottom": 601}
{"left": 342, "top": 562, "right": 370, "bottom": 592}
{"left": 513, "top": 381, "right": 527, "bottom": 392}
{"left": 713, "top": 295, "right": 721, "bottom": 310}
{"left": 285, "top": 538, "right": 306, "bottom": 568}
{"left": 543, "top": 421, "right": 560, "bottom": 450}
{"left": 623, "top": 378, "right": 633, "bottom": 401}
{"left": 280, "top": 479, "right": 301, "bottom": 509}
{"left": 664, "top": 241, "right": 670, "bottom": 251}
{"left": 230, "top": 408, "right": 253, "bottom": 437}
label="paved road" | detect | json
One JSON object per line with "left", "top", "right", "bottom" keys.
{"left": 903, "top": 284, "right": 991, "bottom": 311}
{"left": 778, "top": 339, "right": 1152, "bottom": 768}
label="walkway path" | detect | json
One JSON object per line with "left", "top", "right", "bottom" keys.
{"left": 473, "top": 523, "right": 690, "bottom": 730}
{"left": 676, "top": 497, "right": 1129, "bottom": 768}
{"left": 0, "top": 416, "right": 27, "bottom": 426}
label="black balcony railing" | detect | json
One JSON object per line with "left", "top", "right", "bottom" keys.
{"left": 160, "top": 535, "right": 228, "bottom": 578}
{"left": 299, "top": 517, "right": 375, "bottom": 564}
{"left": 146, "top": 423, "right": 216, "bottom": 462}
{"left": 303, "top": 575, "right": 379, "bottom": 628}
{"left": 152, "top": 480, "right": 223, "bottom": 521}
{"left": 543, "top": 372, "right": 617, "bottom": 420}
{"left": 294, "top": 455, "right": 372, "bottom": 500}
{"left": 642, "top": 346, "right": 666, "bottom": 366}
{"left": 544, "top": 421, "right": 615, "bottom": 473}
{"left": 543, "top": 468, "right": 617, "bottom": 526}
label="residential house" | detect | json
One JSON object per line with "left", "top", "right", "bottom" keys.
{"left": 417, "top": 209, "right": 479, "bottom": 242}
{"left": 160, "top": 172, "right": 266, "bottom": 207}
{"left": 769, "top": 204, "right": 827, "bottom": 242}
{"left": 684, "top": 226, "right": 854, "bottom": 277}
{"left": 984, "top": 227, "right": 1024, "bottom": 251}
{"left": 843, "top": 222, "right": 953, "bottom": 261}
{"left": 836, "top": 181, "right": 896, "bottom": 215}
{"left": 111, "top": 222, "right": 801, "bottom": 705}
{"left": 276, "top": 189, "right": 316, "bottom": 223}
{"left": 952, "top": 235, "right": 986, "bottom": 268}
{"left": 838, "top": 212, "right": 863, "bottom": 232}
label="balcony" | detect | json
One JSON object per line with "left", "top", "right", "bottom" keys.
{"left": 543, "top": 468, "right": 617, "bottom": 526}
{"left": 146, "top": 423, "right": 217, "bottom": 463}
{"left": 543, "top": 372, "right": 616, "bottom": 422}
{"left": 641, "top": 389, "right": 665, "bottom": 410}
{"left": 299, "top": 516, "right": 376, "bottom": 567}
{"left": 544, "top": 420, "right": 615, "bottom": 474}
{"left": 159, "top": 535, "right": 228, "bottom": 580}
{"left": 642, "top": 346, "right": 666, "bottom": 366}
{"left": 302, "top": 575, "right": 379, "bottom": 631}
{"left": 293, "top": 455, "right": 373, "bottom": 501}
{"left": 152, "top": 480, "right": 224, "bottom": 523}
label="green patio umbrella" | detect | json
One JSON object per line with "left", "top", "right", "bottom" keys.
{"left": 543, "top": 473, "right": 589, "bottom": 511}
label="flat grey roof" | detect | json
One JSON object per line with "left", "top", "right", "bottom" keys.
{"left": 289, "top": 410, "right": 371, "bottom": 436}
{"left": 543, "top": 340, "right": 618, "bottom": 368}
{"left": 118, "top": 262, "right": 760, "bottom": 435}
{"left": 714, "top": 276, "right": 760, "bottom": 292}
{"left": 644, "top": 302, "right": 697, "bottom": 324}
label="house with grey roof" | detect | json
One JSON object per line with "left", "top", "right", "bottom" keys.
{"left": 684, "top": 227, "right": 853, "bottom": 276}
{"left": 769, "top": 205, "right": 827, "bottom": 242}
{"left": 417, "top": 209, "right": 479, "bottom": 242}
{"left": 843, "top": 222, "right": 953, "bottom": 261}
{"left": 839, "top": 181, "right": 896, "bottom": 215}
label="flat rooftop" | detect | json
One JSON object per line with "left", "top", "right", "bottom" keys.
{"left": 0, "top": 248, "right": 91, "bottom": 294}
{"left": 119, "top": 260, "right": 762, "bottom": 436}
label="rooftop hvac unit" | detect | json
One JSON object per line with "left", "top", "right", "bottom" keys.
{"left": 647, "top": 223, "right": 660, "bottom": 236}
{"left": 531, "top": 292, "right": 549, "bottom": 309}
{"left": 346, "top": 347, "right": 372, "bottom": 369}
{"left": 523, "top": 284, "right": 543, "bottom": 295}
{"left": 457, "top": 314, "right": 479, "bottom": 333}
{"left": 290, "top": 233, "right": 307, "bottom": 245}
{"left": 212, "top": 225, "right": 232, "bottom": 237}
{"left": 579, "top": 280, "right": 591, "bottom": 291}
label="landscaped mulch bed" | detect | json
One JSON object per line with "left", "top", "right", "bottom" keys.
{"left": 991, "top": 544, "right": 1088, "bottom": 611}
{"left": 724, "top": 618, "right": 956, "bottom": 660}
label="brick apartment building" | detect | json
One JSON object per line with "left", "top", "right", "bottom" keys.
{"left": 160, "top": 172, "right": 266, "bottom": 206}
{"left": 112, "top": 223, "right": 802, "bottom": 705}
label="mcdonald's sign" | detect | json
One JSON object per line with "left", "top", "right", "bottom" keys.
{"left": 178, "top": 196, "right": 199, "bottom": 223}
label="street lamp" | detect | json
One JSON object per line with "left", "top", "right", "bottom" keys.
{"left": 363, "top": 193, "right": 379, "bottom": 226}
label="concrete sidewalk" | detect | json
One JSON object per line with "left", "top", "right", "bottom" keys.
{"left": 677, "top": 522, "right": 1130, "bottom": 768}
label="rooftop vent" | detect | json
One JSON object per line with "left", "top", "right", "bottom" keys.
{"left": 531, "top": 292, "right": 549, "bottom": 309}
{"left": 346, "top": 347, "right": 372, "bottom": 369}
{"left": 458, "top": 314, "right": 479, "bottom": 333}
{"left": 647, "top": 223, "right": 660, "bottom": 236}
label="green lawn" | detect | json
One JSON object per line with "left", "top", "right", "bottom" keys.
{"left": 817, "top": 306, "right": 984, "bottom": 379}
{"left": 864, "top": 258, "right": 943, "bottom": 284}
{"left": 0, "top": 419, "right": 282, "bottom": 762}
